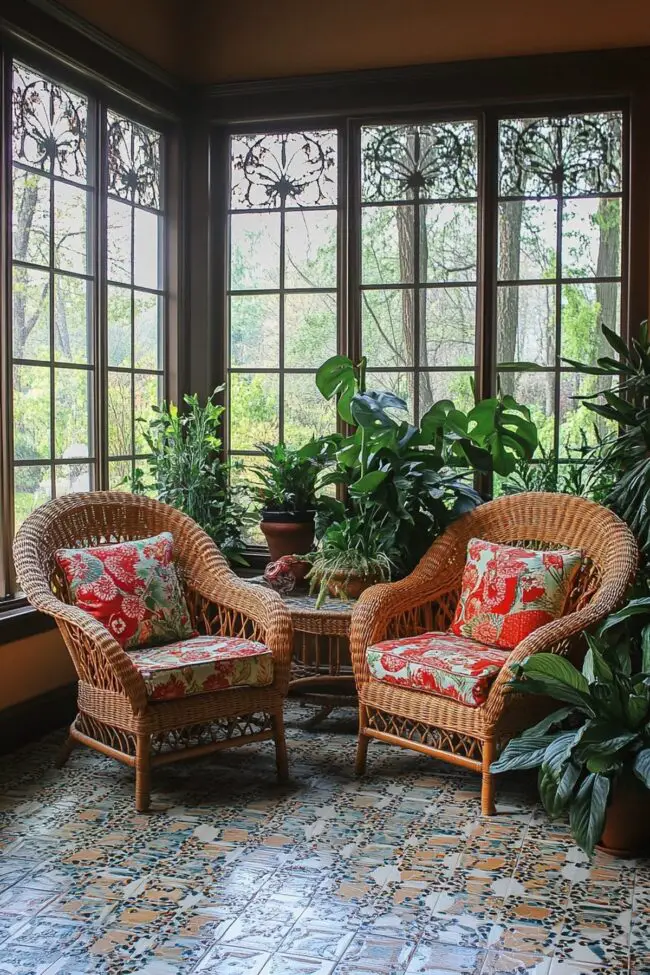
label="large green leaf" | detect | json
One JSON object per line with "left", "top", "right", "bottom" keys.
{"left": 539, "top": 732, "right": 583, "bottom": 817}
{"left": 490, "top": 734, "right": 558, "bottom": 773}
{"left": 582, "top": 636, "right": 614, "bottom": 684}
{"left": 519, "top": 707, "right": 575, "bottom": 738}
{"left": 349, "top": 470, "right": 389, "bottom": 495}
{"left": 598, "top": 597, "right": 650, "bottom": 636}
{"left": 514, "top": 655, "right": 593, "bottom": 711}
{"left": 316, "top": 355, "right": 358, "bottom": 423}
{"left": 568, "top": 772, "right": 610, "bottom": 855}
{"left": 633, "top": 748, "right": 650, "bottom": 788}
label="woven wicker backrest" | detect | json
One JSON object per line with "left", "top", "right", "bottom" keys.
{"left": 410, "top": 491, "right": 637, "bottom": 618}
{"left": 13, "top": 491, "right": 227, "bottom": 607}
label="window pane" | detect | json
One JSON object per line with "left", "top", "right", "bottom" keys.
{"left": 561, "top": 282, "right": 620, "bottom": 359}
{"left": 108, "top": 372, "right": 133, "bottom": 456}
{"left": 12, "top": 169, "right": 50, "bottom": 267}
{"left": 362, "top": 206, "right": 412, "bottom": 285}
{"left": 134, "top": 373, "right": 161, "bottom": 453}
{"left": 107, "top": 199, "right": 132, "bottom": 284}
{"left": 284, "top": 373, "right": 337, "bottom": 448}
{"left": 231, "top": 130, "right": 337, "bottom": 209}
{"left": 230, "top": 212, "right": 280, "bottom": 290}
{"left": 55, "top": 368, "right": 91, "bottom": 458}
{"left": 229, "top": 373, "right": 279, "bottom": 450}
{"left": 55, "top": 463, "right": 92, "bottom": 497}
{"left": 362, "top": 121, "right": 477, "bottom": 202}
{"left": 230, "top": 294, "right": 279, "bottom": 368}
{"left": 499, "top": 113, "right": 622, "bottom": 198}
{"left": 54, "top": 183, "right": 89, "bottom": 275}
{"left": 12, "top": 266, "right": 50, "bottom": 361}
{"left": 54, "top": 275, "right": 92, "bottom": 364}
{"left": 424, "top": 203, "right": 477, "bottom": 283}
{"left": 134, "top": 292, "right": 161, "bottom": 370}
{"left": 285, "top": 209, "right": 337, "bottom": 289}
{"left": 13, "top": 365, "right": 51, "bottom": 460}
{"left": 559, "top": 372, "right": 616, "bottom": 457}
{"left": 108, "top": 285, "right": 132, "bottom": 367}
{"left": 497, "top": 284, "right": 556, "bottom": 366}
{"left": 498, "top": 200, "right": 557, "bottom": 281}
{"left": 562, "top": 198, "right": 621, "bottom": 279}
{"left": 362, "top": 289, "right": 414, "bottom": 367}
{"left": 14, "top": 466, "right": 51, "bottom": 531}
{"left": 284, "top": 292, "right": 337, "bottom": 369}
{"left": 109, "top": 459, "right": 132, "bottom": 490}
{"left": 420, "top": 372, "right": 474, "bottom": 415}
{"left": 12, "top": 64, "right": 87, "bottom": 183}
{"left": 133, "top": 208, "right": 160, "bottom": 290}
{"left": 107, "top": 113, "right": 161, "bottom": 209}
{"left": 421, "top": 286, "right": 476, "bottom": 368}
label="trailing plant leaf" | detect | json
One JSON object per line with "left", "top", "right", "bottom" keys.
{"left": 569, "top": 773, "right": 610, "bottom": 855}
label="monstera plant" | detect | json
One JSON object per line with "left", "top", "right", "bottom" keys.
{"left": 491, "top": 597, "right": 650, "bottom": 856}
{"left": 299, "top": 355, "right": 538, "bottom": 576}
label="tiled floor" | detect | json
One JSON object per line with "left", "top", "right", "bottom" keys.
{"left": 0, "top": 704, "right": 647, "bottom": 975}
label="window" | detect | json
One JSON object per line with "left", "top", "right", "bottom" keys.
{"left": 3, "top": 59, "right": 167, "bottom": 596}
{"left": 360, "top": 120, "right": 478, "bottom": 417}
{"left": 227, "top": 129, "right": 339, "bottom": 480}
{"left": 496, "top": 111, "right": 623, "bottom": 458}
{"left": 225, "top": 108, "right": 625, "bottom": 490}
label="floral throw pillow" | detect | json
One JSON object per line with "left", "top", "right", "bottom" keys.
{"left": 55, "top": 532, "right": 195, "bottom": 650}
{"left": 450, "top": 537, "right": 583, "bottom": 650}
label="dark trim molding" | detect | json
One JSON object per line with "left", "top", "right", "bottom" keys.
{"left": 2, "top": 0, "right": 183, "bottom": 118}
{"left": 0, "top": 680, "right": 76, "bottom": 754}
{"left": 0, "top": 602, "right": 57, "bottom": 642}
{"left": 199, "top": 46, "right": 650, "bottom": 122}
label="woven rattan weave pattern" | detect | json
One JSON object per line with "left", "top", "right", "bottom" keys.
{"left": 12, "top": 492, "right": 294, "bottom": 812}
{"left": 349, "top": 493, "right": 639, "bottom": 816}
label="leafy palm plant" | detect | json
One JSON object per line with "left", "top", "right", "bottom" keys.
{"left": 491, "top": 597, "right": 650, "bottom": 854}
{"left": 252, "top": 442, "right": 321, "bottom": 516}
{"left": 564, "top": 322, "right": 650, "bottom": 552}
{"left": 133, "top": 388, "right": 250, "bottom": 565}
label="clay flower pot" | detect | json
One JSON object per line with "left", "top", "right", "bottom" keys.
{"left": 597, "top": 773, "right": 650, "bottom": 858}
{"left": 325, "top": 571, "right": 378, "bottom": 601}
{"left": 260, "top": 510, "right": 315, "bottom": 577}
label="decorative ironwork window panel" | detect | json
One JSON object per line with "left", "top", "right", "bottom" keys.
{"left": 231, "top": 131, "right": 337, "bottom": 209}
{"left": 107, "top": 112, "right": 161, "bottom": 209}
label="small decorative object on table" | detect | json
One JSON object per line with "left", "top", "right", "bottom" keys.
{"left": 264, "top": 555, "right": 302, "bottom": 594}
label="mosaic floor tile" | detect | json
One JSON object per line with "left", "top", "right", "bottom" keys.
{"left": 0, "top": 705, "right": 641, "bottom": 975}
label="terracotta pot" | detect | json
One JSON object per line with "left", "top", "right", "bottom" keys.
{"left": 325, "top": 571, "right": 378, "bottom": 601}
{"left": 597, "top": 773, "right": 650, "bottom": 858}
{"left": 260, "top": 516, "right": 315, "bottom": 569}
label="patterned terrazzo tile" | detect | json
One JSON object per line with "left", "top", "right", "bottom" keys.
{"left": 0, "top": 943, "right": 65, "bottom": 973}
{"left": 554, "top": 904, "right": 632, "bottom": 970}
{"left": 480, "top": 948, "right": 552, "bottom": 974}
{"left": 337, "top": 932, "right": 417, "bottom": 974}
{"left": 259, "top": 955, "right": 336, "bottom": 975}
{"left": 195, "top": 943, "right": 271, "bottom": 974}
{"left": 405, "top": 940, "right": 485, "bottom": 973}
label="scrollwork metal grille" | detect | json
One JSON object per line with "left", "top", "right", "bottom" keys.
{"left": 231, "top": 130, "right": 337, "bottom": 209}
{"left": 107, "top": 113, "right": 161, "bottom": 209}
{"left": 499, "top": 112, "right": 622, "bottom": 198}
{"left": 12, "top": 63, "right": 87, "bottom": 183}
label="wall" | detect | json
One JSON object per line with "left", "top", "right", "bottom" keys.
{"left": 55, "top": 0, "right": 187, "bottom": 76}
{"left": 0, "top": 629, "right": 75, "bottom": 711}
{"left": 190, "top": 0, "right": 650, "bottom": 82}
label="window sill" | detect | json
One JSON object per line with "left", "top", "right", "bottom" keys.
{"left": 0, "top": 599, "right": 57, "bottom": 643}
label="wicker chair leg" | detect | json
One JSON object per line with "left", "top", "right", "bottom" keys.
{"left": 355, "top": 704, "right": 370, "bottom": 775}
{"left": 481, "top": 739, "right": 496, "bottom": 816}
{"left": 135, "top": 735, "right": 151, "bottom": 813}
{"left": 54, "top": 730, "right": 76, "bottom": 769}
{"left": 272, "top": 712, "right": 289, "bottom": 783}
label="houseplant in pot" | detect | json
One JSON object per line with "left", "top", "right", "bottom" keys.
{"left": 302, "top": 509, "right": 396, "bottom": 608}
{"left": 490, "top": 596, "right": 650, "bottom": 856}
{"left": 252, "top": 442, "right": 322, "bottom": 568}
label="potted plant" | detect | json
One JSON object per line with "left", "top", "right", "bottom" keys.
{"left": 252, "top": 442, "right": 322, "bottom": 564}
{"left": 302, "top": 510, "right": 396, "bottom": 607}
{"left": 490, "top": 597, "right": 650, "bottom": 856}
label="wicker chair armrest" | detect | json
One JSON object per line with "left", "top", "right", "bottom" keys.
{"left": 17, "top": 585, "right": 148, "bottom": 711}
{"left": 185, "top": 560, "right": 293, "bottom": 666}
{"left": 483, "top": 579, "right": 628, "bottom": 721}
{"left": 349, "top": 569, "right": 459, "bottom": 683}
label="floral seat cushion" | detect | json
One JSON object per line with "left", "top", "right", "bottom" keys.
{"left": 128, "top": 634, "right": 274, "bottom": 701}
{"left": 451, "top": 538, "right": 583, "bottom": 650}
{"left": 55, "top": 532, "right": 194, "bottom": 651}
{"left": 366, "top": 632, "right": 510, "bottom": 707}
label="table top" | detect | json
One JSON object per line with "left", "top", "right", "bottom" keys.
{"left": 250, "top": 577, "right": 356, "bottom": 629}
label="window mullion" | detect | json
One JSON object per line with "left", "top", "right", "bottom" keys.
{"left": 95, "top": 101, "right": 108, "bottom": 490}
{"left": 0, "top": 50, "right": 13, "bottom": 596}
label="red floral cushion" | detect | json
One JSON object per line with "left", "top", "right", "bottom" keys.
{"left": 450, "top": 537, "right": 583, "bottom": 650}
{"left": 128, "top": 634, "right": 274, "bottom": 700}
{"left": 366, "top": 631, "right": 509, "bottom": 707}
{"left": 55, "top": 532, "right": 195, "bottom": 651}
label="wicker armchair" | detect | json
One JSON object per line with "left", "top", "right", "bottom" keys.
{"left": 13, "top": 492, "right": 294, "bottom": 812}
{"left": 350, "top": 493, "right": 638, "bottom": 815}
